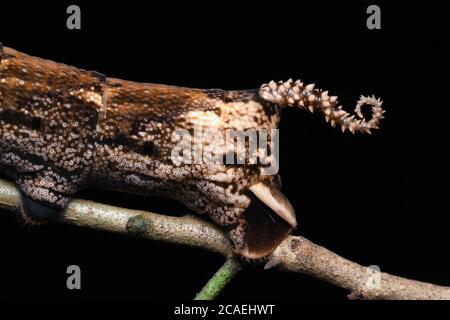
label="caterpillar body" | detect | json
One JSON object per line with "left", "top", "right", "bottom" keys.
{"left": 0, "top": 44, "right": 384, "bottom": 258}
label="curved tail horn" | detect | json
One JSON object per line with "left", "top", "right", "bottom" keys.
{"left": 259, "top": 79, "right": 385, "bottom": 134}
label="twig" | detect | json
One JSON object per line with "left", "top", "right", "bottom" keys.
{"left": 268, "top": 236, "right": 450, "bottom": 299}
{"left": 0, "top": 178, "right": 232, "bottom": 257}
{"left": 194, "top": 258, "right": 242, "bottom": 300}
{"left": 1, "top": 178, "right": 449, "bottom": 300}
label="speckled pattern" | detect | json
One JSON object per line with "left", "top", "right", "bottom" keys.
{"left": 0, "top": 45, "right": 384, "bottom": 258}
{"left": 0, "top": 45, "right": 286, "bottom": 258}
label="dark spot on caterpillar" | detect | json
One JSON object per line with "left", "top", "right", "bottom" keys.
{"left": 114, "top": 133, "right": 130, "bottom": 146}
{"left": 250, "top": 96, "right": 278, "bottom": 118}
{"left": 107, "top": 134, "right": 157, "bottom": 158}
{"left": 0, "top": 109, "right": 43, "bottom": 132}
{"left": 0, "top": 110, "right": 16, "bottom": 123}
{"left": 141, "top": 141, "right": 155, "bottom": 157}
{"left": 290, "top": 238, "right": 302, "bottom": 251}
{"left": 130, "top": 138, "right": 156, "bottom": 158}
{"left": 31, "top": 116, "right": 42, "bottom": 131}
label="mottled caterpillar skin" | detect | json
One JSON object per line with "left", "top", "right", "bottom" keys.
{"left": 0, "top": 44, "right": 384, "bottom": 259}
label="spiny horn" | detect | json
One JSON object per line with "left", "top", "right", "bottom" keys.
{"left": 259, "top": 79, "right": 385, "bottom": 134}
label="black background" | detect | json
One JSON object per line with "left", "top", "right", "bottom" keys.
{"left": 0, "top": 0, "right": 448, "bottom": 303}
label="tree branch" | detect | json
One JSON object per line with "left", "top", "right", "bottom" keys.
{"left": 1, "top": 178, "right": 449, "bottom": 300}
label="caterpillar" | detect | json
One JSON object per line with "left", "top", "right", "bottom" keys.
{"left": 0, "top": 44, "right": 384, "bottom": 259}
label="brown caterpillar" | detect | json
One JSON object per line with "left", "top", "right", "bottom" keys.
{"left": 0, "top": 44, "right": 384, "bottom": 259}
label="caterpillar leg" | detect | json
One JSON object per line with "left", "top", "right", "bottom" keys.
{"left": 15, "top": 172, "right": 74, "bottom": 224}
{"left": 18, "top": 194, "right": 61, "bottom": 225}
